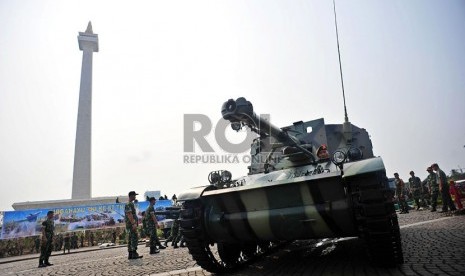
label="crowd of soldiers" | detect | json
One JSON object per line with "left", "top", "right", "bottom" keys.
{"left": 0, "top": 229, "right": 94, "bottom": 258}
{"left": 124, "top": 191, "right": 184, "bottom": 260}
{"left": 50, "top": 232, "right": 80, "bottom": 253}
{"left": 394, "top": 163, "right": 463, "bottom": 214}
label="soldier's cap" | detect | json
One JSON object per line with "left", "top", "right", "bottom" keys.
{"left": 427, "top": 167, "right": 432, "bottom": 171}
{"left": 128, "top": 191, "right": 138, "bottom": 196}
{"left": 47, "top": 210, "right": 54, "bottom": 215}
{"left": 431, "top": 163, "right": 438, "bottom": 168}
{"left": 409, "top": 171, "right": 414, "bottom": 174}
{"left": 149, "top": 197, "right": 156, "bottom": 201}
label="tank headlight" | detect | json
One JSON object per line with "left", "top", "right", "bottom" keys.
{"left": 221, "top": 170, "right": 232, "bottom": 182}
{"left": 347, "top": 147, "right": 363, "bottom": 161}
{"left": 208, "top": 172, "right": 221, "bottom": 184}
{"left": 332, "top": 150, "right": 346, "bottom": 165}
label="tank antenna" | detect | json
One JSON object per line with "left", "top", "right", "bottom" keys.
{"left": 332, "top": 0, "right": 349, "bottom": 123}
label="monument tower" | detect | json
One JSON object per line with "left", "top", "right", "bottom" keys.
{"left": 13, "top": 23, "right": 128, "bottom": 209}
{"left": 72, "top": 22, "right": 98, "bottom": 199}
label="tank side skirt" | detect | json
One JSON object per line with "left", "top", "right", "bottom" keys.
{"left": 306, "top": 180, "right": 344, "bottom": 235}
{"left": 204, "top": 177, "right": 354, "bottom": 241}
{"left": 239, "top": 188, "right": 274, "bottom": 239}
{"left": 211, "top": 192, "right": 259, "bottom": 242}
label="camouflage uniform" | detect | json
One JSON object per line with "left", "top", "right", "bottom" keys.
{"left": 421, "top": 178, "right": 431, "bottom": 208}
{"left": 71, "top": 233, "right": 78, "bottom": 249}
{"left": 145, "top": 204, "right": 163, "bottom": 254}
{"left": 164, "top": 218, "right": 182, "bottom": 248}
{"left": 408, "top": 175, "right": 423, "bottom": 209}
{"left": 437, "top": 169, "right": 457, "bottom": 212}
{"left": 141, "top": 212, "right": 147, "bottom": 239}
{"left": 39, "top": 218, "right": 54, "bottom": 266}
{"left": 395, "top": 177, "right": 409, "bottom": 213}
{"left": 63, "top": 234, "right": 70, "bottom": 254}
{"left": 34, "top": 237, "right": 40, "bottom": 253}
{"left": 428, "top": 170, "right": 440, "bottom": 211}
{"left": 125, "top": 201, "right": 139, "bottom": 255}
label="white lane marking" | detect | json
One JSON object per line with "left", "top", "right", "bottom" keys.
{"left": 400, "top": 216, "right": 455, "bottom": 229}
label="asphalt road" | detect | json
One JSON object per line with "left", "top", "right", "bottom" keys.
{"left": 1, "top": 209, "right": 464, "bottom": 276}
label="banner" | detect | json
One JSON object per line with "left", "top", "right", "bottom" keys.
{"left": 0, "top": 200, "right": 173, "bottom": 240}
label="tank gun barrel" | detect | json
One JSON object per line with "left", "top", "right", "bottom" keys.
{"left": 221, "top": 97, "right": 289, "bottom": 142}
{"left": 221, "top": 97, "right": 315, "bottom": 161}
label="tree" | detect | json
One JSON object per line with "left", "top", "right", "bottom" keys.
{"left": 449, "top": 169, "right": 465, "bottom": 181}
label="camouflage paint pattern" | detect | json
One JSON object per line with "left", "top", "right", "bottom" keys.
{"left": 180, "top": 157, "right": 386, "bottom": 242}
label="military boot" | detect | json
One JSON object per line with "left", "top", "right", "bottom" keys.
{"left": 157, "top": 242, "right": 166, "bottom": 249}
{"left": 173, "top": 243, "right": 178, "bottom": 249}
{"left": 44, "top": 258, "right": 53, "bottom": 266}
{"left": 38, "top": 260, "right": 46, "bottom": 268}
{"left": 133, "top": 251, "right": 143, "bottom": 259}
{"left": 128, "top": 251, "right": 133, "bottom": 260}
{"left": 163, "top": 240, "right": 168, "bottom": 247}
{"left": 150, "top": 246, "right": 160, "bottom": 254}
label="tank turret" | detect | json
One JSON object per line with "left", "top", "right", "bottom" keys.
{"left": 221, "top": 97, "right": 316, "bottom": 163}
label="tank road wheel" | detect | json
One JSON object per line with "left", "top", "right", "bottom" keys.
{"left": 179, "top": 200, "right": 246, "bottom": 273}
{"left": 349, "top": 171, "right": 404, "bottom": 266}
{"left": 218, "top": 243, "right": 241, "bottom": 266}
{"left": 241, "top": 243, "right": 260, "bottom": 260}
{"left": 180, "top": 200, "right": 283, "bottom": 273}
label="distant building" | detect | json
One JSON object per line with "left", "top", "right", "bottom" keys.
{"left": 12, "top": 196, "right": 127, "bottom": 211}
{"left": 143, "top": 191, "right": 161, "bottom": 201}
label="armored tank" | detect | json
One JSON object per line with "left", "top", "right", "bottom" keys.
{"left": 179, "top": 97, "right": 403, "bottom": 273}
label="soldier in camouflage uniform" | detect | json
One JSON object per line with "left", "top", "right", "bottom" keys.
{"left": 420, "top": 177, "right": 431, "bottom": 208}
{"left": 140, "top": 211, "right": 147, "bottom": 239}
{"left": 394, "top": 173, "right": 409, "bottom": 214}
{"left": 426, "top": 167, "right": 439, "bottom": 212}
{"left": 432, "top": 163, "right": 457, "bottom": 213}
{"left": 163, "top": 215, "right": 183, "bottom": 248}
{"left": 125, "top": 191, "right": 143, "bottom": 259}
{"left": 145, "top": 197, "right": 166, "bottom": 254}
{"left": 38, "top": 211, "right": 54, "bottom": 268}
{"left": 408, "top": 171, "right": 423, "bottom": 210}
{"left": 63, "top": 233, "right": 70, "bottom": 254}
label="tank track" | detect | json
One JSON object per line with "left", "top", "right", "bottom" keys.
{"left": 180, "top": 199, "right": 283, "bottom": 273}
{"left": 349, "top": 171, "right": 404, "bottom": 266}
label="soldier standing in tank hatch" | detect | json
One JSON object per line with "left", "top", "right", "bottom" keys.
{"left": 408, "top": 171, "right": 423, "bottom": 210}
{"left": 432, "top": 163, "right": 457, "bottom": 213}
{"left": 394, "top": 173, "right": 409, "bottom": 214}
{"left": 125, "top": 191, "right": 143, "bottom": 259}
{"left": 38, "top": 211, "right": 54, "bottom": 268}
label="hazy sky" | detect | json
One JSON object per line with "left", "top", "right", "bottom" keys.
{"left": 0, "top": 0, "right": 464, "bottom": 211}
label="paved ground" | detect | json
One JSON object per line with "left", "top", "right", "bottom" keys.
{"left": 1, "top": 209, "right": 464, "bottom": 276}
